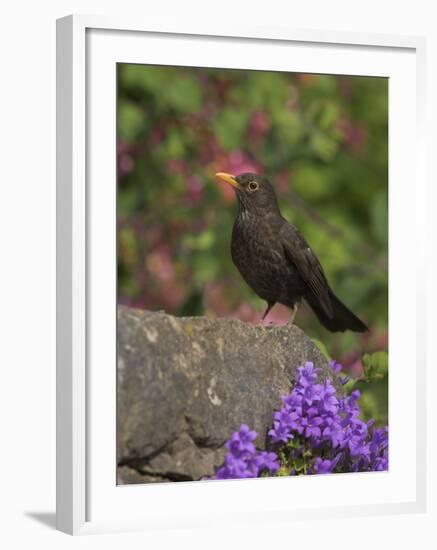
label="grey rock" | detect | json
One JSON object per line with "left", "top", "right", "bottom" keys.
{"left": 117, "top": 465, "right": 171, "bottom": 485}
{"left": 117, "top": 305, "right": 337, "bottom": 483}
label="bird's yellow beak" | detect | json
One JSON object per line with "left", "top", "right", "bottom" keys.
{"left": 215, "top": 172, "right": 242, "bottom": 190}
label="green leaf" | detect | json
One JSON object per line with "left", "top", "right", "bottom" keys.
{"left": 160, "top": 128, "right": 185, "bottom": 159}
{"left": 342, "top": 377, "right": 357, "bottom": 393}
{"left": 292, "top": 164, "right": 331, "bottom": 201}
{"left": 285, "top": 438, "right": 300, "bottom": 450}
{"left": 370, "top": 191, "right": 388, "bottom": 247}
{"left": 277, "top": 465, "right": 292, "bottom": 477}
{"left": 120, "top": 64, "right": 165, "bottom": 92}
{"left": 310, "top": 132, "right": 338, "bottom": 161}
{"left": 182, "top": 230, "right": 215, "bottom": 251}
{"left": 292, "top": 457, "right": 305, "bottom": 472}
{"left": 192, "top": 254, "right": 219, "bottom": 285}
{"left": 213, "top": 108, "right": 250, "bottom": 150}
{"left": 196, "top": 230, "right": 215, "bottom": 250}
{"left": 161, "top": 78, "right": 202, "bottom": 113}
{"left": 273, "top": 111, "right": 302, "bottom": 147}
{"left": 311, "top": 338, "right": 331, "bottom": 360}
{"left": 362, "top": 351, "right": 388, "bottom": 382}
{"left": 117, "top": 100, "right": 144, "bottom": 142}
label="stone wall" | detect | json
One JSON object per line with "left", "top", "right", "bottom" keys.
{"left": 117, "top": 306, "right": 336, "bottom": 484}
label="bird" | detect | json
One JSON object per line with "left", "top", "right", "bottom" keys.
{"left": 215, "top": 172, "right": 368, "bottom": 333}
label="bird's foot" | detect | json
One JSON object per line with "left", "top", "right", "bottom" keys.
{"left": 260, "top": 318, "right": 276, "bottom": 329}
{"left": 261, "top": 302, "right": 275, "bottom": 325}
{"left": 286, "top": 304, "right": 299, "bottom": 326}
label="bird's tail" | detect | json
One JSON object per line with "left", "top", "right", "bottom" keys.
{"left": 306, "top": 289, "right": 368, "bottom": 333}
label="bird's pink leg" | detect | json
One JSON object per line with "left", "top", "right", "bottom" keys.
{"left": 287, "top": 303, "right": 299, "bottom": 325}
{"left": 261, "top": 302, "right": 275, "bottom": 325}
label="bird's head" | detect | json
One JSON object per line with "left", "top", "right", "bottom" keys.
{"left": 215, "top": 172, "right": 280, "bottom": 214}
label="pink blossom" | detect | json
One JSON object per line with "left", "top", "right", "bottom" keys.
{"left": 230, "top": 303, "right": 259, "bottom": 324}
{"left": 146, "top": 246, "right": 175, "bottom": 282}
{"left": 185, "top": 176, "right": 204, "bottom": 206}
{"left": 337, "top": 118, "right": 368, "bottom": 154}
{"left": 275, "top": 170, "right": 291, "bottom": 193}
{"left": 149, "top": 126, "right": 166, "bottom": 145}
{"left": 248, "top": 110, "right": 270, "bottom": 138}
{"left": 214, "top": 150, "right": 264, "bottom": 203}
{"left": 117, "top": 140, "right": 134, "bottom": 177}
{"left": 227, "top": 150, "right": 263, "bottom": 175}
{"left": 204, "top": 282, "right": 231, "bottom": 316}
{"left": 166, "top": 158, "right": 188, "bottom": 174}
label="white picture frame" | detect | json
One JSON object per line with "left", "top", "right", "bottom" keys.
{"left": 56, "top": 14, "right": 427, "bottom": 535}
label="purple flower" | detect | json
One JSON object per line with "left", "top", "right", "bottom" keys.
{"left": 329, "top": 360, "right": 343, "bottom": 375}
{"left": 252, "top": 451, "right": 280, "bottom": 473}
{"left": 301, "top": 382, "right": 323, "bottom": 406}
{"left": 268, "top": 420, "right": 293, "bottom": 443}
{"left": 374, "top": 454, "right": 389, "bottom": 471}
{"left": 329, "top": 359, "right": 350, "bottom": 385}
{"left": 225, "top": 424, "right": 257, "bottom": 456}
{"left": 369, "top": 426, "right": 388, "bottom": 455}
{"left": 214, "top": 424, "right": 279, "bottom": 479}
{"left": 368, "top": 426, "right": 389, "bottom": 471}
{"left": 322, "top": 417, "right": 344, "bottom": 448}
{"left": 319, "top": 380, "right": 339, "bottom": 414}
{"left": 281, "top": 392, "right": 302, "bottom": 409}
{"left": 313, "top": 454, "right": 341, "bottom": 474}
{"left": 297, "top": 362, "right": 320, "bottom": 386}
{"left": 214, "top": 359, "right": 388, "bottom": 480}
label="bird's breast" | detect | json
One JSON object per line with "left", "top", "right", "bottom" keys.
{"left": 231, "top": 213, "right": 301, "bottom": 304}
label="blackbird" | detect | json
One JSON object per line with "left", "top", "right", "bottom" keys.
{"left": 215, "top": 172, "right": 367, "bottom": 333}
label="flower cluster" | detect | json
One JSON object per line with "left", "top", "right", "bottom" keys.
{"left": 213, "top": 361, "right": 388, "bottom": 479}
{"left": 215, "top": 424, "right": 280, "bottom": 479}
{"left": 270, "top": 361, "right": 388, "bottom": 473}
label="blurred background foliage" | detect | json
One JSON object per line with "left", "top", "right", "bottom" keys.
{"left": 117, "top": 64, "right": 388, "bottom": 418}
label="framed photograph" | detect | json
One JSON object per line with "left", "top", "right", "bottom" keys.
{"left": 56, "top": 14, "right": 427, "bottom": 535}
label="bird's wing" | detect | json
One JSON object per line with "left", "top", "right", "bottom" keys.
{"left": 279, "top": 222, "right": 333, "bottom": 318}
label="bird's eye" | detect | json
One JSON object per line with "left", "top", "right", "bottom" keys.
{"left": 248, "top": 181, "right": 259, "bottom": 192}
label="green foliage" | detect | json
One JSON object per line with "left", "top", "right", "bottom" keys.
{"left": 359, "top": 378, "right": 388, "bottom": 427}
{"left": 213, "top": 108, "right": 250, "bottom": 150}
{"left": 117, "top": 64, "right": 388, "bottom": 374}
{"left": 362, "top": 351, "right": 388, "bottom": 382}
{"left": 342, "top": 351, "right": 389, "bottom": 426}
{"left": 312, "top": 338, "right": 331, "bottom": 361}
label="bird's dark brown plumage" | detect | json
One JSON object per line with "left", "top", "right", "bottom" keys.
{"left": 215, "top": 172, "right": 367, "bottom": 333}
